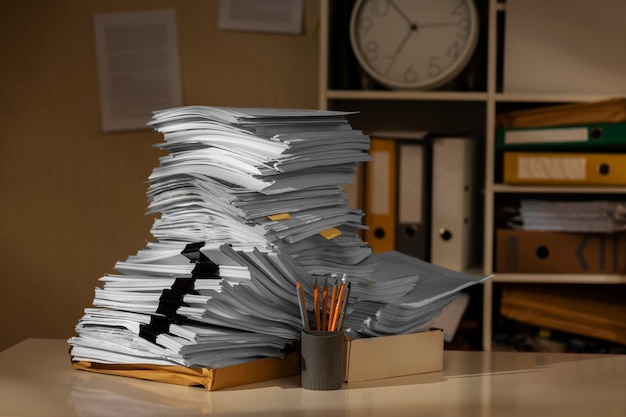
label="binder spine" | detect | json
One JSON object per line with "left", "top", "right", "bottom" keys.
{"left": 430, "top": 138, "right": 476, "bottom": 272}
{"left": 364, "top": 138, "right": 397, "bottom": 253}
{"left": 503, "top": 152, "right": 626, "bottom": 185}
{"left": 396, "top": 141, "right": 431, "bottom": 260}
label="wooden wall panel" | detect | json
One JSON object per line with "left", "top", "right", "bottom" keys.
{"left": 0, "top": 0, "right": 319, "bottom": 350}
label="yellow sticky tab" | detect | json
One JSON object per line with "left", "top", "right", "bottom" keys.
{"left": 319, "top": 228, "right": 341, "bottom": 240}
{"left": 268, "top": 213, "right": 291, "bottom": 221}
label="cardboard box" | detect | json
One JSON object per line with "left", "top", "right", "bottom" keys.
{"left": 71, "top": 351, "right": 300, "bottom": 391}
{"left": 495, "top": 229, "right": 626, "bottom": 274}
{"left": 344, "top": 328, "right": 443, "bottom": 383}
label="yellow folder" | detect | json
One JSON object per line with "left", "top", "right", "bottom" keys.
{"left": 363, "top": 138, "right": 397, "bottom": 253}
{"left": 503, "top": 151, "right": 626, "bottom": 185}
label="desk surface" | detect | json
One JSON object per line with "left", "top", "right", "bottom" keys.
{"left": 1, "top": 338, "right": 624, "bottom": 417}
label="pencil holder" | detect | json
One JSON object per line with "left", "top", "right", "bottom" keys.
{"left": 300, "top": 330, "right": 344, "bottom": 390}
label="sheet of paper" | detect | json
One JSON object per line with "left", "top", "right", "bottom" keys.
{"left": 93, "top": 9, "right": 182, "bottom": 132}
{"left": 218, "top": 0, "right": 304, "bottom": 34}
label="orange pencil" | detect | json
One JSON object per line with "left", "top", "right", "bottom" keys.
{"left": 321, "top": 280, "right": 329, "bottom": 330}
{"left": 328, "top": 283, "right": 338, "bottom": 331}
{"left": 337, "top": 281, "right": 351, "bottom": 331}
{"left": 330, "top": 276, "right": 346, "bottom": 331}
{"left": 313, "top": 282, "right": 320, "bottom": 331}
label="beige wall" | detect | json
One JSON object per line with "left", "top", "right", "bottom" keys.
{"left": 0, "top": 0, "right": 320, "bottom": 351}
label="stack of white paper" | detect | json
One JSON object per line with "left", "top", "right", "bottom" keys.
{"left": 343, "top": 251, "right": 490, "bottom": 339}
{"left": 510, "top": 199, "right": 626, "bottom": 233}
{"left": 70, "top": 106, "right": 377, "bottom": 367}
{"left": 69, "top": 106, "right": 490, "bottom": 369}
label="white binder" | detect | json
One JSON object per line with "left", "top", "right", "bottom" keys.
{"left": 430, "top": 138, "right": 476, "bottom": 272}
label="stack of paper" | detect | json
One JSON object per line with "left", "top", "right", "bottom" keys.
{"left": 343, "top": 251, "right": 489, "bottom": 339}
{"left": 510, "top": 199, "right": 626, "bottom": 233}
{"left": 69, "top": 106, "right": 490, "bottom": 371}
{"left": 69, "top": 106, "right": 377, "bottom": 368}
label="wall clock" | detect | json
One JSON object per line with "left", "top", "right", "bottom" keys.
{"left": 349, "top": 0, "right": 479, "bottom": 90}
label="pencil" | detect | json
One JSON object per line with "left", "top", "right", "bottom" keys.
{"left": 330, "top": 275, "right": 346, "bottom": 331}
{"left": 328, "top": 282, "right": 338, "bottom": 331}
{"left": 313, "top": 281, "right": 320, "bottom": 331}
{"left": 337, "top": 281, "right": 351, "bottom": 331}
{"left": 321, "top": 279, "right": 329, "bottom": 331}
{"left": 296, "top": 281, "right": 310, "bottom": 331}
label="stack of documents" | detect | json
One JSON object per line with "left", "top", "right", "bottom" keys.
{"left": 343, "top": 251, "right": 489, "bottom": 338}
{"left": 70, "top": 106, "right": 376, "bottom": 368}
{"left": 509, "top": 199, "right": 626, "bottom": 233}
{"left": 69, "top": 106, "right": 490, "bottom": 371}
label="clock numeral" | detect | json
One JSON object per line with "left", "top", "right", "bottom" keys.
{"left": 359, "top": 15, "right": 374, "bottom": 37}
{"left": 368, "top": 0, "right": 390, "bottom": 17}
{"left": 428, "top": 57, "right": 442, "bottom": 77}
{"left": 364, "top": 40, "right": 379, "bottom": 62}
{"left": 358, "top": 0, "right": 390, "bottom": 39}
{"left": 450, "top": 0, "right": 471, "bottom": 38}
{"left": 451, "top": 0, "right": 467, "bottom": 17}
{"left": 447, "top": 41, "right": 461, "bottom": 59}
{"left": 403, "top": 64, "right": 418, "bottom": 83}
{"left": 384, "top": 54, "right": 397, "bottom": 75}
{"left": 456, "top": 18, "right": 471, "bottom": 39}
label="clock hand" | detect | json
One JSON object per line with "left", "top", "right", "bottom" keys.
{"left": 386, "top": 0, "right": 418, "bottom": 57}
{"left": 394, "top": 29, "right": 413, "bottom": 56}
{"left": 387, "top": 26, "right": 413, "bottom": 74}
{"left": 387, "top": 0, "right": 417, "bottom": 29}
{"left": 393, "top": 20, "right": 456, "bottom": 58}
{"left": 418, "top": 21, "right": 455, "bottom": 29}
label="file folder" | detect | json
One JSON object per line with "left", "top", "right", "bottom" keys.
{"left": 396, "top": 141, "right": 430, "bottom": 260}
{"left": 364, "top": 138, "right": 397, "bottom": 253}
{"left": 496, "top": 98, "right": 626, "bottom": 129}
{"left": 503, "top": 151, "right": 626, "bottom": 185}
{"left": 496, "top": 122, "right": 626, "bottom": 150}
{"left": 430, "top": 138, "right": 476, "bottom": 272}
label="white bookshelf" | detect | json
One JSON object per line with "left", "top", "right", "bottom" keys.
{"left": 318, "top": 0, "right": 626, "bottom": 350}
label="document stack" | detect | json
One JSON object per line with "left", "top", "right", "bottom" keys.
{"left": 69, "top": 106, "right": 489, "bottom": 376}
{"left": 69, "top": 106, "right": 376, "bottom": 368}
{"left": 511, "top": 199, "right": 626, "bottom": 233}
{"left": 343, "top": 250, "right": 488, "bottom": 339}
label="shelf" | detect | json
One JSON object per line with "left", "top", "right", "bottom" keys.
{"left": 491, "top": 184, "right": 626, "bottom": 194}
{"left": 492, "top": 273, "right": 626, "bottom": 284}
{"left": 493, "top": 92, "right": 617, "bottom": 103}
{"left": 329, "top": 91, "right": 625, "bottom": 104}
{"left": 320, "top": 0, "right": 626, "bottom": 352}
{"left": 326, "top": 90, "right": 488, "bottom": 102}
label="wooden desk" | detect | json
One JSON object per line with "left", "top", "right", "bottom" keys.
{"left": 1, "top": 338, "right": 624, "bottom": 417}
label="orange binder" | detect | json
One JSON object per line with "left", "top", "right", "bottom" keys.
{"left": 363, "top": 138, "right": 397, "bottom": 253}
{"left": 503, "top": 151, "right": 626, "bottom": 185}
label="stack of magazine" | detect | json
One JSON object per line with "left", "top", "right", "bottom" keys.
{"left": 68, "top": 106, "right": 489, "bottom": 370}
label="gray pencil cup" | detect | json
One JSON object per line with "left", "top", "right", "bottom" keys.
{"left": 300, "top": 330, "right": 345, "bottom": 390}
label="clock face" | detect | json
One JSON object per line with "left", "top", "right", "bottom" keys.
{"left": 350, "top": 0, "right": 479, "bottom": 90}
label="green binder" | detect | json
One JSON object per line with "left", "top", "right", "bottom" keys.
{"left": 496, "top": 122, "right": 626, "bottom": 150}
